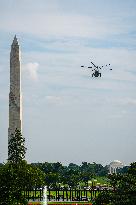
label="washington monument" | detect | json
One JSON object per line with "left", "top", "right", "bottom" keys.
{"left": 8, "top": 36, "right": 22, "bottom": 153}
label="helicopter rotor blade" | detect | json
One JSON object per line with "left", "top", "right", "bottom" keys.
{"left": 100, "top": 63, "right": 111, "bottom": 69}
{"left": 91, "top": 62, "right": 97, "bottom": 68}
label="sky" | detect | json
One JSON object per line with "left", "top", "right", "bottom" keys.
{"left": 0, "top": 0, "right": 136, "bottom": 166}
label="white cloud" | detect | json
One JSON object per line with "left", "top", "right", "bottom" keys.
{"left": 45, "top": 95, "right": 62, "bottom": 105}
{"left": 0, "top": 6, "right": 134, "bottom": 40}
{"left": 23, "top": 62, "right": 39, "bottom": 81}
{"left": 105, "top": 97, "right": 136, "bottom": 107}
{"left": 121, "top": 98, "right": 136, "bottom": 106}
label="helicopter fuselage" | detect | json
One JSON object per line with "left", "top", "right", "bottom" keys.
{"left": 92, "top": 70, "right": 101, "bottom": 77}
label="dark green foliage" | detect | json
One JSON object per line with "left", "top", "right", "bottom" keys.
{"left": 0, "top": 161, "right": 45, "bottom": 205}
{"left": 92, "top": 190, "right": 111, "bottom": 205}
{"left": 0, "top": 129, "right": 45, "bottom": 205}
{"left": 62, "top": 167, "right": 81, "bottom": 188}
{"left": 97, "top": 165, "right": 109, "bottom": 176}
{"left": 32, "top": 161, "right": 109, "bottom": 188}
{"left": 116, "top": 166, "right": 129, "bottom": 174}
{"left": 8, "top": 129, "right": 26, "bottom": 164}
{"left": 94, "top": 162, "right": 136, "bottom": 205}
{"left": 32, "top": 162, "right": 64, "bottom": 188}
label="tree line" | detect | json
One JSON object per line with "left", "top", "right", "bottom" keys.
{"left": 93, "top": 162, "right": 136, "bottom": 205}
{"left": 0, "top": 129, "right": 134, "bottom": 205}
{"left": 31, "top": 161, "right": 109, "bottom": 188}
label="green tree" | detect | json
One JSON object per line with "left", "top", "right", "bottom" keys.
{"left": 45, "top": 172, "right": 59, "bottom": 188}
{"left": 0, "top": 129, "right": 45, "bottom": 205}
{"left": 97, "top": 165, "right": 109, "bottom": 177}
{"left": 80, "top": 162, "right": 94, "bottom": 186}
{"left": 8, "top": 129, "right": 26, "bottom": 164}
{"left": 62, "top": 168, "right": 81, "bottom": 188}
{"left": 94, "top": 162, "right": 136, "bottom": 205}
{"left": 0, "top": 161, "right": 45, "bottom": 205}
{"left": 32, "top": 162, "right": 64, "bottom": 188}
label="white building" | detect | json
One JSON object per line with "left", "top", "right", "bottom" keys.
{"left": 109, "top": 160, "right": 124, "bottom": 174}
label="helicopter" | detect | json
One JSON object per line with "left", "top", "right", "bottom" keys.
{"left": 81, "top": 61, "right": 112, "bottom": 77}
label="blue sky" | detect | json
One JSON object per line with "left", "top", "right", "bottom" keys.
{"left": 0, "top": 0, "right": 136, "bottom": 165}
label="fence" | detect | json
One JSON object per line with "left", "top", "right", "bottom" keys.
{"left": 24, "top": 188, "right": 102, "bottom": 202}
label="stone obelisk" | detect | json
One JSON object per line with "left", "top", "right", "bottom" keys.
{"left": 8, "top": 36, "right": 22, "bottom": 150}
